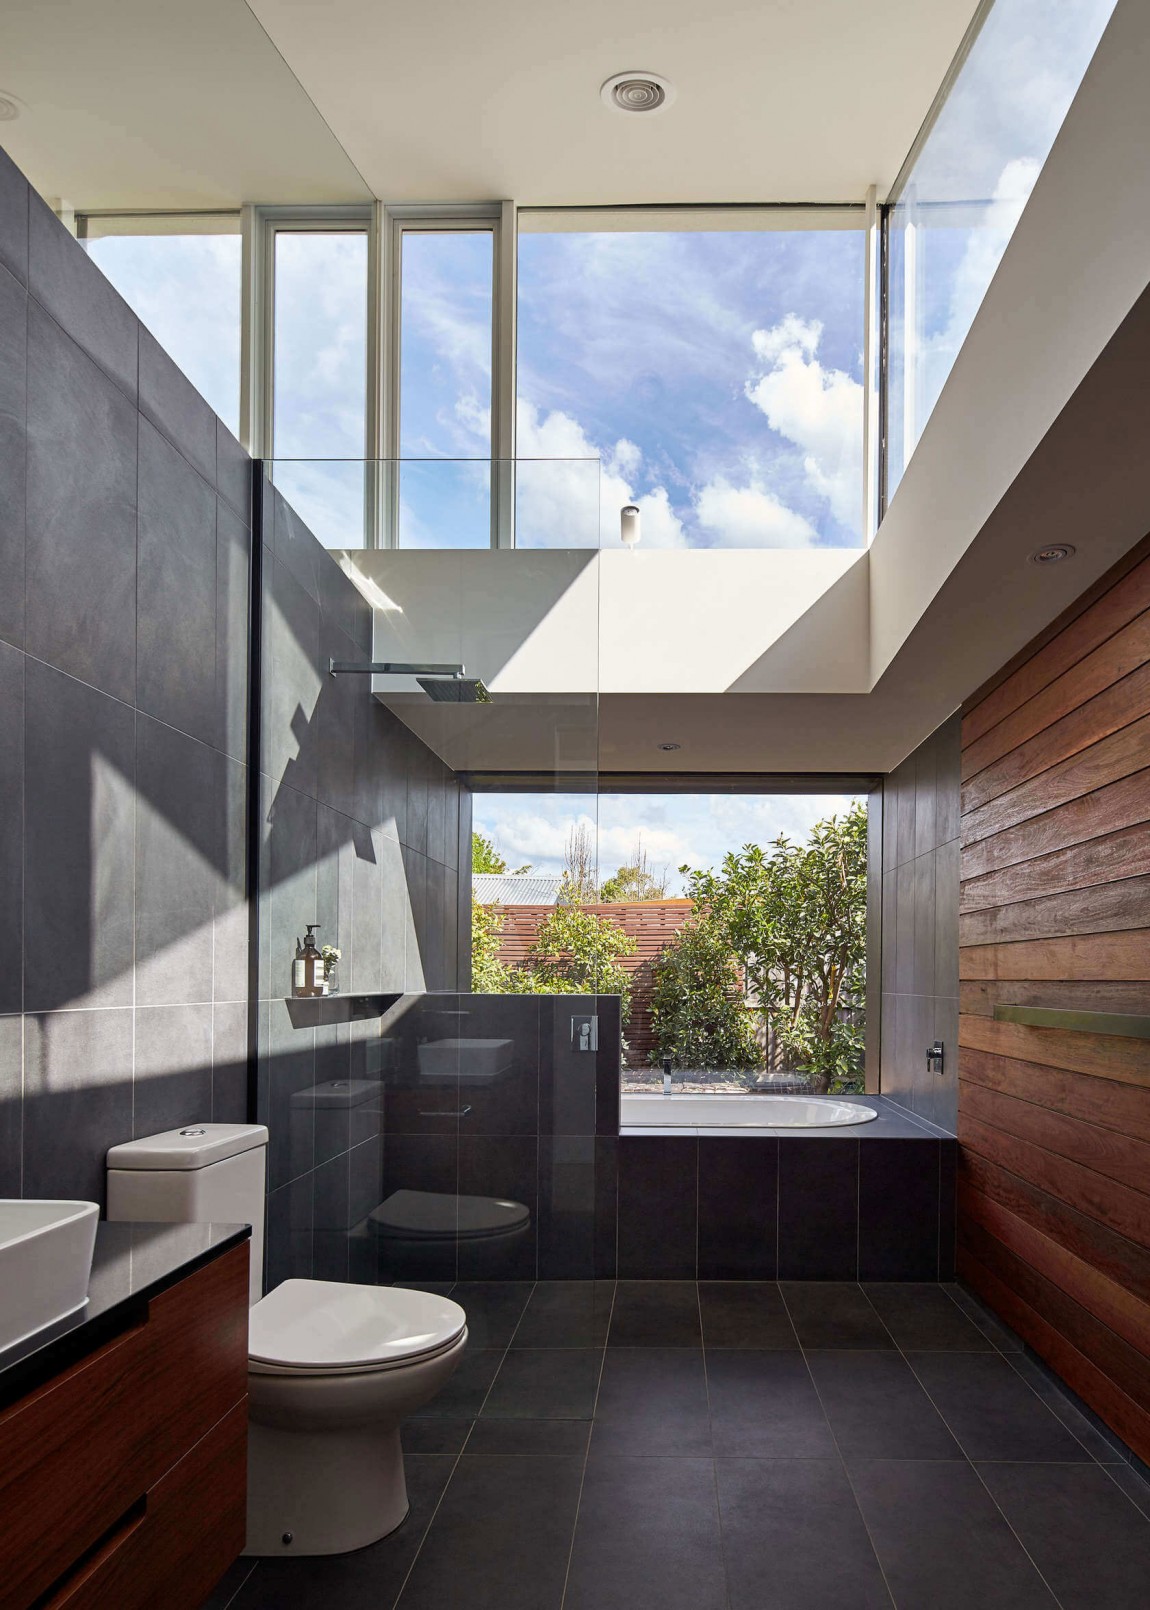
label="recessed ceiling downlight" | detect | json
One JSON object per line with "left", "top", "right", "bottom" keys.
{"left": 1030, "top": 544, "right": 1076, "bottom": 565}
{"left": 657, "top": 741, "right": 681, "bottom": 752}
{"left": 601, "top": 72, "right": 676, "bottom": 115}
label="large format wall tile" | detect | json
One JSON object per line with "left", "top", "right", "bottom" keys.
{"left": 133, "top": 1003, "right": 214, "bottom": 1136}
{"left": 25, "top": 304, "right": 138, "bottom": 702}
{"left": 138, "top": 325, "right": 216, "bottom": 485}
{"left": 215, "top": 500, "right": 250, "bottom": 764}
{"left": 28, "top": 193, "right": 138, "bottom": 402}
{"left": 136, "top": 418, "right": 218, "bottom": 746}
{"left": 0, "top": 148, "right": 28, "bottom": 286}
{"left": 0, "top": 1016, "right": 21, "bottom": 1195}
{"left": 0, "top": 642, "right": 22, "bottom": 1016}
{"left": 24, "top": 659, "right": 135, "bottom": 1012}
{"left": 0, "top": 265, "right": 26, "bottom": 650}
{"left": 23, "top": 1008, "right": 133, "bottom": 1206}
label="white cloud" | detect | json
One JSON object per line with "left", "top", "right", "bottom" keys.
{"left": 744, "top": 318, "right": 863, "bottom": 534}
{"left": 695, "top": 477, "right": 818, "bottom": 549}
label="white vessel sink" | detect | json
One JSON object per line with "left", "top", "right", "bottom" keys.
{"left": 0, "top": 1200, "right": 99, "bottom": 1353}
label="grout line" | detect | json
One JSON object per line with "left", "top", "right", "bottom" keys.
{"left": 695, "top": 1282, "right": 734, "bottom": 1610}
{"left": 218, "top": 1559, "right": 259, "bottom": 1608}
{"left": 777, "top": 1282, "right": 897, "bottom": 1609}
{"left": 557, "top": 1281, "right": 616, "bottom": 1608}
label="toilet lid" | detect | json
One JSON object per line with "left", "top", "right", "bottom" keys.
{"left": 368, "top": 1189, "right": 531, "bottom": 1241}
{"left": 249, "top": 1279, "right": 466, "bottom": 1372}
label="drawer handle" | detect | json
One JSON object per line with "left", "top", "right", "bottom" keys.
{"left": 418, "top": 1104, "right": 473, "bottom": 1118}
{"left": 36, "top": 1497, "right": 147, "bottom": 1609}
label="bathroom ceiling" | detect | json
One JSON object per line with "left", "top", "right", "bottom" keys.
{"left": 0, "top": 0, "right": 978, "bottom": 209}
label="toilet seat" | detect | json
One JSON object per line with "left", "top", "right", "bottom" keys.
{"left": 248, "top": 1279, "right": 466, "bottom": 1376}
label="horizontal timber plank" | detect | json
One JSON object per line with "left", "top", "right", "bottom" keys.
{"left": 962, "top": 769, "right": 1150, "bottom": 883}
{"left": 959, "top": 1113, "right": 1150, "bottom": 1246}
{"left": 960, "top": 1185, "right": 1150, "bottom": 1362}
{"left": 959, "top": 1078, "right": 1150, "bottom": 1195}
{"left": 957, "top": 1244, "right": 1150, "bottom": 1465}
{"left": 960, "top": 1214, "right": 1150, "bottom": 1403}
{"left": 960, "top": 979, "right": 1150, "bottom": 1018}
{"left": 962, "top": 722, "right": 1150, "bottom": 849}
{"left": 958, "top": 1147, "right": 1150, "bottom": 1305}
{"left": 961, "top": 551, "right": 1150, "bottom": 749}
{"left": 961, "top": 822, "right": 1150, "bottom": 912}
{"left": 959, "top": 1045, "right": 1150, "bottom": 1141}
{"left": 959, "top": 1013, "right": 1150, "bottom": 1087}
{"left": 959, "top": 929, "right": 1150, "bottom": 982}
{"left": 962, "top": 610, "right": 1150, "bottom": 782}
{"left": 962, "top": 659, "right": 1150, "bottom": 811}
{"left": 958, "top": 876, "right": 1150, "bottom": 948}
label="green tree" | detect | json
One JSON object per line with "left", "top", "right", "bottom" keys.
{"left": 472, "top": 830, "right": 507, "bottom": 874}
{"left": 471, "top": 900, "right": 510, "bottom": 992}
{"left": 503, "top": 905, "right": 637, "bottom": 1024}
{"left": 683, "top": 802, "right": 867, "bottom": 1091}
{"left": 649, "top": 915, "right": 764, "bottom": 1077}
{"left": 599, "top": 835, "right": 669, "bottom": 903}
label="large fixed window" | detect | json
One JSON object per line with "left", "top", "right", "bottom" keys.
{"left": 517, "top": 210, "right": 869, "bottom": 549}
{"left": 884, "top": 0, "right": 1117, "bottom": 499}
{"left": 81, "top": 214, "right": 242, "bottom": 434}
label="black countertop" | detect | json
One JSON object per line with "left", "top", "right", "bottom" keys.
{"left": 0, "top": 1220, "right": 250, "bottom": 1410}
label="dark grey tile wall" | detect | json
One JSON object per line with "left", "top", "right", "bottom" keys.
{"left": 256, "top": 483, "right": 473, "bottom": 1288}
{"left": 879, "top": 713, "right": 961, "bottom": 1132}
{"left": 0, "top": 144, "right": 253, "bottom": 1207}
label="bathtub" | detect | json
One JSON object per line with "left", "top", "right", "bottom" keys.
{"left": 620, "top": 1093, "right": 878, "bottom": 1129}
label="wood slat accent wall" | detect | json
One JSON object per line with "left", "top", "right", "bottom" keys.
{"left": 958, "top": 543, "right": 1150, "bottom": 1462}
{"left": 494, "top": 900, "right": 695, "bottom": 1067}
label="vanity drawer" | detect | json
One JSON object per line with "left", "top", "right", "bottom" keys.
{"left": 0, "top": 1242, "right": 248, "bottom": 1610}
{"left": 43, "top": 1402, "right": 248, "bottom": 1610}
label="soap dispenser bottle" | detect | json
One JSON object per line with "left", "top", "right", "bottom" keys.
{"left": 302, "top": 924, "right": 325, "bottom": 996}
{"left": 292, "top": 935, "right": 307, "bottom": 997}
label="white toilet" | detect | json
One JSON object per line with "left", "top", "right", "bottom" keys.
{"left": 106, "top": 1123, "right": 468, "bottom": 1557}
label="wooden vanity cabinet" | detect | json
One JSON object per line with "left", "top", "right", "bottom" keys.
{"left": 0, "top": 1241, "right": 249, "bottom": 1610}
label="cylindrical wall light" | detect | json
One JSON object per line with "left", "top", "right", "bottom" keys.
{"left": 620, "top": 504, "right": 641, "bottom": 547}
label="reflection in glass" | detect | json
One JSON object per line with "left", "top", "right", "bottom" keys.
{"left": 885, "top": 0, "right": 1117, "bottom": 497}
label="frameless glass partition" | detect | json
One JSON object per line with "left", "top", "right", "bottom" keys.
{"left": 80, "top": 213, "right": 242, "bottom": 433}
{"left": 518, "top": 207, "right": 869, "bottom": 548}
{"left": 884, "top": 0, "right": 1118, "bottom": 498}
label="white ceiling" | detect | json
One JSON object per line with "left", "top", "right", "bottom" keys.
{"left": 0, "top": 0, "right": 978, "bottom": 210}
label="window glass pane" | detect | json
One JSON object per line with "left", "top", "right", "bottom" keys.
{"left": 516, "top": 221, "right": 865, "bottom": 549}
{"left": 84, "top": 223, "right": 241, "bottom": 434}
{"left": 273, "top": 229, "right": 368, "bottom": 546}
{"left": 398, "top": 230, "right": 494, "bottom": 548}
{"left": 886, "top": 0, "right": 1117, "bottom": 497}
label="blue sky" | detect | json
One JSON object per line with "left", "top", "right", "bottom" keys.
{"left": 472, "top": 791, "right": 862, "bottom": 898}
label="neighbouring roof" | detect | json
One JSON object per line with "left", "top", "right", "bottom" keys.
{"left": 473, "top": 873, "right": 566, "bottom": 906}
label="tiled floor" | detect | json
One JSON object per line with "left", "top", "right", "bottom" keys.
{"left": 209, "top": 1280, "right": 1150, "bottom": 1610}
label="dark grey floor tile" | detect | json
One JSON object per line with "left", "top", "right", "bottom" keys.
{"left": 806, "top": 1350, "right": 963, "bottom": 1461}
{"left": 698, "top": 1281, "right": 798, "bottom": 1349}
{"left": 199, "top": 1558, "right": 257, "bottom": 1609}
{"left": 944, "top": 1282, "right": 1024, "bottom": 1350}
{"left": 451, "top": 1280, "right": 535, "bottom": 1348}
{"left": 465, "top": 1419, "right": 591, "bottom": 1457}
{"left": 1005, "top": 1351, "right": 1127, "bottom": 1464}
{"left": 716, "top": 1458, "right": 891, "bottom": 1609}
{"left": 231, "top": 1457, "right": 455, "bottom": 1610}
{"left": 482, "top": 1348, "right": 602, "bottom": 1420}
{"left": 592, "top": 1347, "right": 711, "bottom": 1456}
{"left": 512, "top": 1280, "right": 615, "bottom": 1348}
{"left": 862, "top": 1283, "right": 994, "bottom": 1351}
{"left": 410, "top": 1347, "right": 503, "bottom": 1419}
{"left": 565, "top": 1455, "right": 727, "bottom": 1610}
{"left": 906, "top": 1352, "right": 1094, "bottom": 1463}
{"left": 708, "top": 1351, "right": 837, "bottom": 1458}
{"left": 979, "top": 1462, "right": 1150, "bottom": 1610}
{"left": 608, "top": 1280, "right": 701, "bottom": 1346}
{"left": 401, "top": 1418, "right": 472, "bottom": 1456}
{"left": 395, "top": 1454, "right": 583, "bottom": 1610}
{"left": 1107, "top": 1463, "right": 1150, "bottom": 1521}
{"left": 850, "top": 1459, "right": 1057, "bottom": 1609}
{"left": 781, "top": 1283, "right": 894, "bottom": 1349}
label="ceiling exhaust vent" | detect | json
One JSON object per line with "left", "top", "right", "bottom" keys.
{"left": 601, "top": 72, "right": 676, "bottom": 114}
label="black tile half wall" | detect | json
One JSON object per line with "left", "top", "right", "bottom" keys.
{"left": 0, "top": 144, "right": 253, "bottom": 1208}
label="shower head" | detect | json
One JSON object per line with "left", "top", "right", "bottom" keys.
{"left": 417, "top": 675, "right": 490, "bottom": 704}
{"left": 328, "top": 658, "right": 490, "bottom": 703}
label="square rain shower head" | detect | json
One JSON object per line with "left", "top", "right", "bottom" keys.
{"left": 416, "top": 675, "right": 491, "bottom": 703}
